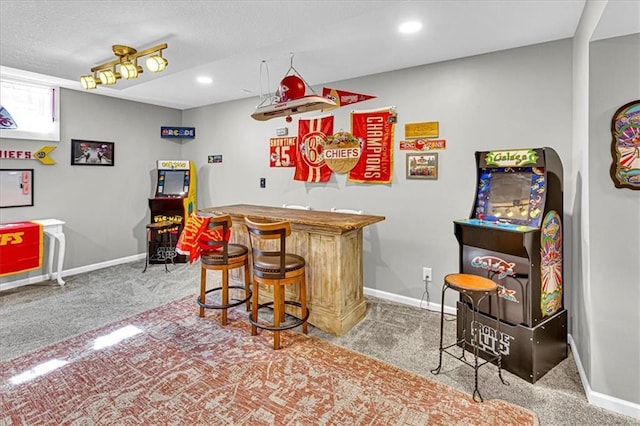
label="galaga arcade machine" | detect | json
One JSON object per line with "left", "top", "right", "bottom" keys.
{"left": 148, "top": 160, "right": 196, "bottom": 264}
{"left": 454, "top": 147, "right": 567, "bottom": 383}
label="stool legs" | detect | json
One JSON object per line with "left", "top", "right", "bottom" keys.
{"left": 430, "top": 284, "right": 447, "bottom": 375}
{"left": 199, "top": 267, "right": 207, "bottom": 318}
{"left": 431, "top": 280, "right": 509, "bottom": 403}
{"left": 198, "top": 261, "right": 252, "bottom": 326}
{"left": 248, "top": 275, "right": 309, "bottom": 350}
{"left": 221, "top": 269, "right": 229, "bottom": 325}
{"left": 300, "top": 273, "right": 308, "bottom": 335}
{"left": 243, "top": 262, "right": 251, "bottom": 312}
{"left": 251, "top": 281, "right": 259, "bottom": 337}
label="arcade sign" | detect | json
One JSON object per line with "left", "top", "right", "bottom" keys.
{"left": 161, "top": 127, "right": 196, "bottom": 139}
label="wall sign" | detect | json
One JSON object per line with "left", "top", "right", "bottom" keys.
{"left": 161, "top": 127, "right": 196, "bottom": 139}
{"left": 0, "top": 146, "right": 56, "bottom": 165}
{"left": 270, "top": 137, "right": 296, "bottom": 167}
{"left": 405, "top": 121, "right": 439, "bottom": 139}
{"left": 609, "top": 99, "right": 640, "bottom": 190}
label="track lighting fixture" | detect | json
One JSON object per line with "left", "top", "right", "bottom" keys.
{"left": 80, "top": 43, "right": 168, "bottom": 90}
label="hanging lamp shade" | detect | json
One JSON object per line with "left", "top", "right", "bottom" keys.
{"left": 120, "top": 63, "right": 141, "bottom": 79}
{"left": 80, "top": 75, "right": 98, "bottom": 90}
{"left": 146, "top": 55, "right": 167, "bottom": 73}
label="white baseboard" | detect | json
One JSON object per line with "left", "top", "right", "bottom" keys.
{"left": 363, "top": 286, "right": 457, "bottom": 316}
{"left": 0, "top": 253, "right": 146, "bottom": 292}
{"left": 568, "top": 335, "right": 640, "bottom": 420}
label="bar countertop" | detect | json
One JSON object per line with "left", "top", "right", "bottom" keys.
{"left": 199, "top": 204, "right": 385, "bottom": 232}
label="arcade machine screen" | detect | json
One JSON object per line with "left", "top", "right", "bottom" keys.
{"left": 474, "top": 167, "right": 545, "bottom": 228}
{"left": 160, "top": 170, "right": 187, "bottom": 197}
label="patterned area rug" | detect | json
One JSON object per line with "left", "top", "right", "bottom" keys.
{"left": 1, "top": 296, "right": 538, "bottom": 425}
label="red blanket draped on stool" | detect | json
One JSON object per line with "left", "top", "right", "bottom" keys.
{"left": 0, "top": 221, "right": 43, "bottom": 276}
{"left": 176, "top": 214, "right": 231, "bottom": 263}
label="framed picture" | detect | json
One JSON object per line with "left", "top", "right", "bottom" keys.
{"left": 406, "top": 153, "right": 438, "bottom": 180}
{"left": 0, "top": 169, "right": 34, "bottom": 208}
{"left": 71, "top": 139, "right": 114, "bottom": 166}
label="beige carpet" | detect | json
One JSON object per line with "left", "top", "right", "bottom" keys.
{"left": 1, "top": 295, "right": 538, "bottom": 425}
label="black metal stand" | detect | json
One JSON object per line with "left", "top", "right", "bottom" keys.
{"left": 431, "top": 278, "right": 509, "bottom": 402}
{"left": 142, "top": 221, "right": 175, "bottom": 273}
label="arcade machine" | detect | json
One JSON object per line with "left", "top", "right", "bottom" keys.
{"left": 454, "top": 147, "right": 567, "bottom": 383}
{"left": 148, "top": 160, "right": 196, "bottom": 264}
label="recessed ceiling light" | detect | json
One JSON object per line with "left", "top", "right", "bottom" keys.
{"left": 197, "top": 76, "right": 213, "bottom": 84}
{"left": 399, "top": 21, "right": 423, "bottom": 34}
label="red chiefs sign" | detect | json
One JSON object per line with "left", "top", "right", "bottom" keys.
{"left": 269, "top": 137, "right": 297, "bottom": 167}
{"left": 0, "top": 221, "right": 43, "bottom": 276}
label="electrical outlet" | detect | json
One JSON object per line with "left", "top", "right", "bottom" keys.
{"left": 422, "top": 267, "right": 432, "bottom": 281}
{"left": 259, "top": 177, "right": 266, "bottom": 188}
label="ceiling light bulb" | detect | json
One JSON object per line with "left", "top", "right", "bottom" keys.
{"left": 146, "top": 55, "right": 167, "bottom": 73}
{"left": 98, "top": 69, "right": 118, "bottom": 85}
{"left": 399, "top": 21, "right": 423, "bottom": 34}
{"left": 197, "top": 76, "right": 213, "bottom": 84}
{"left": 120, "top": 63, "right": 139, "bottom": 79}
{"left": 80, "top": 75, "right": 98, "bottom": 90}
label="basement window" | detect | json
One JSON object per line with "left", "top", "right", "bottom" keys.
{"left": 0, "top": 77, "right": 60, "bottom": 142}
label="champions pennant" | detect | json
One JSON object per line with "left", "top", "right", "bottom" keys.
{"left": 294, "top": 115, "right": 334, "bottom": 182}
{"left": 348, "top": 108, "right": 395, "bottom": 184}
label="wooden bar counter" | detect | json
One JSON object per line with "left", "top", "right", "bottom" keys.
{"left": 199, "top": 204, "right": 385, "bottom": 336}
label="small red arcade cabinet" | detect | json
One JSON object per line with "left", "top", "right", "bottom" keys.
{"left": 148, "top": 160, "right": 196, "bottom": 264}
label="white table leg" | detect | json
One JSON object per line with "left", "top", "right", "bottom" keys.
{"left": 46, "top": 232, "right": 55, "bottom": 281}
{"left": 45, "top": 231, "right": 66, "bottom": 286}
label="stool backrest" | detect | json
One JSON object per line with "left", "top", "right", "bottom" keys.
{"left": 330, "top": 207, "right": 364, "bottom": 215}
{"left": 282, "top": 204, "right": 312, "bottom": 210}
{"left": 245, "top": 217, "right": 291, "bottom": 279}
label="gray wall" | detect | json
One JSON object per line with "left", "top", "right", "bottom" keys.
{"left": 587, "top": 33, "right": 640, "bottom": 404}
{"left": 0, "top": 90, "right": 181, "bottom": 283}
{"left": 182, "top": 39, "right": 573, "bottom": 311}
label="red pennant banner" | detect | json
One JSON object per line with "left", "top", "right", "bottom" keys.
{"left": 348, "top": 109, "right": 395, "bottom": 184}
{"left": 294, "top": 116, "right": 334, "bottom": 182}
{"left": 0, "top": 221, "right": 43, "bottom": 276}
{"left": 322, "top": 88, "right": 376, "bottom": 108}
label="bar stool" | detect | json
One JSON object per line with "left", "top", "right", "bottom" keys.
{"left": 431, "top": 273, "right": 509, "bottom": 402}
{"left": 142, "top": 220, "right": 175, "bottom": 273}
{"left": 244, "top": 217, "right": 309, "bottom": 349}
{"left": 197, "top": 215, "right": 252, "bottom": 325}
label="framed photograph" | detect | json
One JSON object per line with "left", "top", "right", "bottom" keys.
{"left": 406, "top": 153, "right": 438, "bottom": 180}
{"left": 0, "top": 169, "right": 34, "bottom": 208}
{"left": 71, "top": 139, "right": 114, "bottom": 166}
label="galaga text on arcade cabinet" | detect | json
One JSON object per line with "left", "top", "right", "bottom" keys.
{"left": 454, "top": 147, "right": 566, "bottom": 383}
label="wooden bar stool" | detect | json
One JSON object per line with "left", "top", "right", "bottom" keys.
{"left": 197, "top": 215, "right": 251, "bottom": 326}
{"left": 244, "top": 217, "right": 309, "bottom": 349}
{"left": 431, "top": 273, "right": 509, "bottom": 402}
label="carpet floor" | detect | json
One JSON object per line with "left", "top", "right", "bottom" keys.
{"left": 1, "top": 261, "right": 638, "bottom": 425}
{"left": 1, "top": 296, "right": 537, "bottom": 425}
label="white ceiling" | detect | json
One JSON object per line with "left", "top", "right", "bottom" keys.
{"left": 1, "top": 1, "right": 638, "bottom": 111}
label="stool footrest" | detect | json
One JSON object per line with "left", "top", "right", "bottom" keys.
{"left": 249, "top": 301, "right": 310, "bottom": 332}
{"left": 441, "top": 347, "right": 499, "bottom": 370}
{"left": 197, "top": 286, "right": 252, "bottom": 310}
